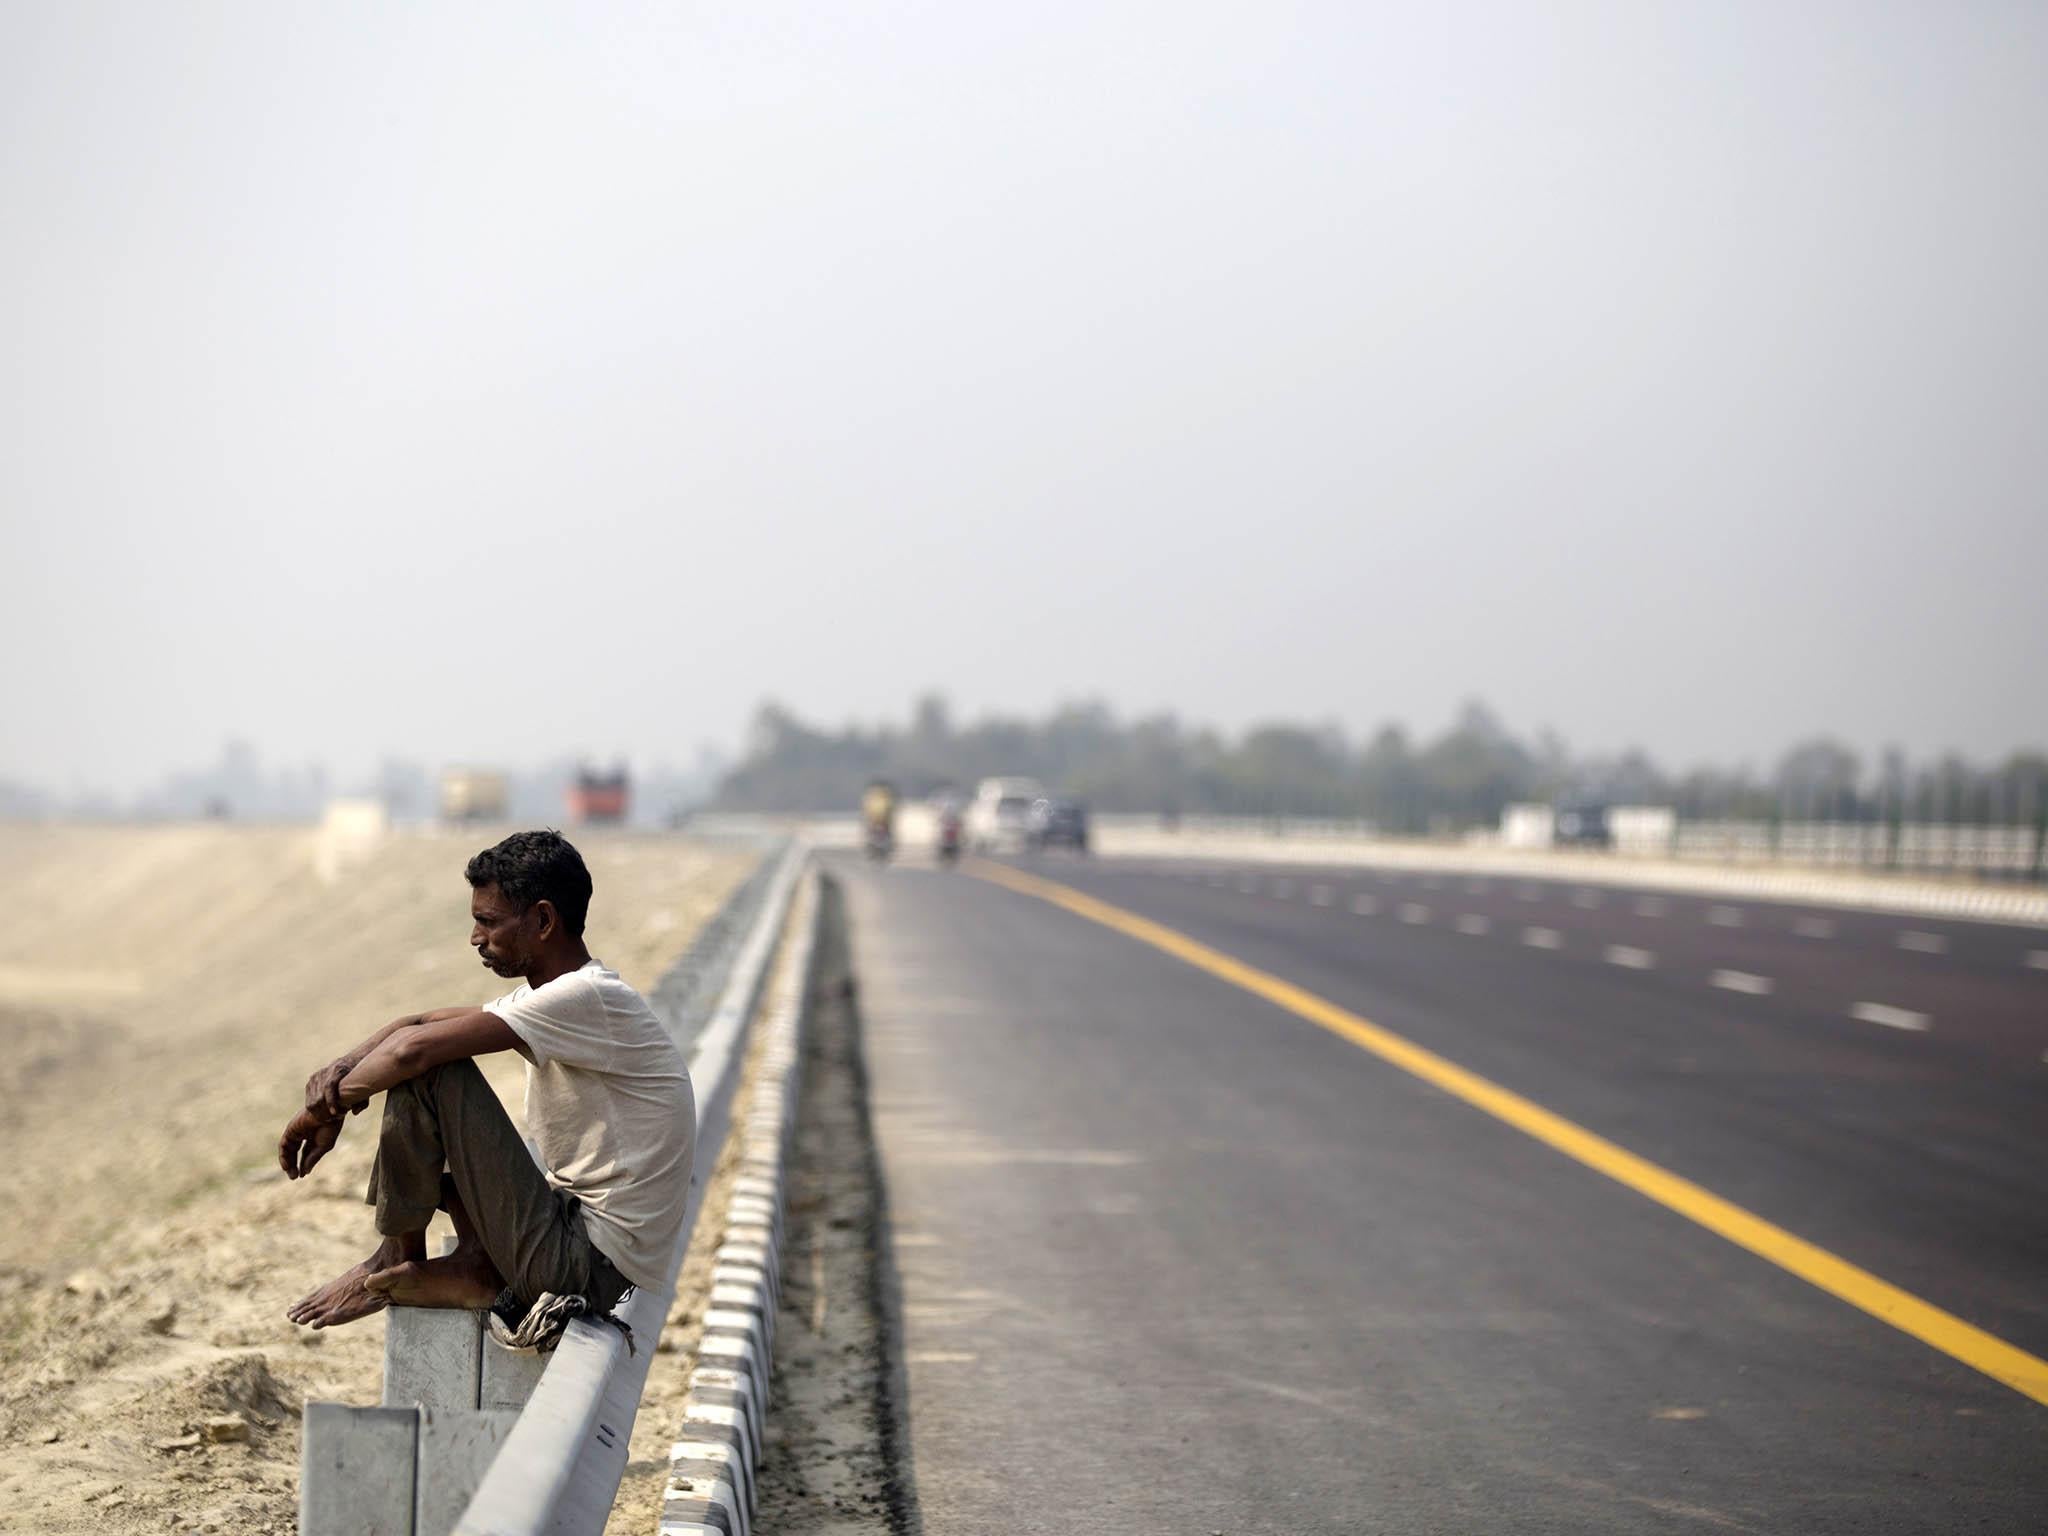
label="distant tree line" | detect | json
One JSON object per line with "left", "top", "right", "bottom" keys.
{"left": 713, "top": 695, "right": 2048, "bottom": 834}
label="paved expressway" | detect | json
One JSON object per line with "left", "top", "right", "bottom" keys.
{"left": 831, "top": 850, "right": 2048, "bottom": 1534}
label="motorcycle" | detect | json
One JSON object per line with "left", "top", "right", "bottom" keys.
{"left": 935, "top": 808, "right": 963, "bottom": 865}
{"left": 863, "top": 820, "right": 895, "bottom": 861}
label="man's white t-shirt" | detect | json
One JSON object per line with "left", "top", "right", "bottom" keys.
{"left": 484, "top": 959, "right": 695, "bottom": 1290}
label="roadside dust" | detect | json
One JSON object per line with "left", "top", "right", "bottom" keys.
{"left": 0, "top": 823, "right": 751, "bottom": 1536}
{"left": 750, "top": 876, "right": 911, "bottom": 1535}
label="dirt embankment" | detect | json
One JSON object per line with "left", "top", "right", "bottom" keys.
{"left": 0, "top": 823, "right": 751, "bottom": 1536}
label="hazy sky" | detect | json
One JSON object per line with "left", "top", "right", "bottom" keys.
{"left": 5, "top": 1, "right": 2045, "bottom": 794}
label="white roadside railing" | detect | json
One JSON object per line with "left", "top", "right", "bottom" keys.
{"left": 299, "top": 839, "right": 808, "bottom": 1536}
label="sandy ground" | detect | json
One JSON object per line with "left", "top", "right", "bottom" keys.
{"left": 0, "top": 822, "right": 752, "bottom": 1536}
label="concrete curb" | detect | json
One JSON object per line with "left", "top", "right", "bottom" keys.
{"left": 659, "top": 868, "right": 820, "bottom": 1536}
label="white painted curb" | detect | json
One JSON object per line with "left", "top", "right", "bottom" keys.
{"left": 658, "top": 871, "right": 820, "bottom": 1536}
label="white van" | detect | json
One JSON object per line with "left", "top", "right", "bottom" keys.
{"left": 966, "top": 777, "right": 1046, "bottom": 852}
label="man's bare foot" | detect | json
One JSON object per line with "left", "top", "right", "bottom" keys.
{"left": 364, "top": 1247, "right": 504, "bottom": 1311}
{"left": 289, "top": 1246, "right": 402, "bottom": 1330}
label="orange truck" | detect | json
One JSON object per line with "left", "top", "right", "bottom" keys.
{"left": 567, "top": 764, "right": 630, "bottom": 824}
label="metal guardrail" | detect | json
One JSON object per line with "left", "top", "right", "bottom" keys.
{"left": 453, "top": 840, "right": 807, "bottom": 1536}
{"left": 646, "top": 848, "right": 784, "bottom": 1054}
{"left": 298, "top": 838, "right": 808, "bottom": 1536}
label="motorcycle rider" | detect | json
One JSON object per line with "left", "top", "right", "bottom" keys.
{"left": 934, "top": 794, "right": 964, "bottom": 863}
{"left": 861, "top": 778, "right": 899, "bottom": 859}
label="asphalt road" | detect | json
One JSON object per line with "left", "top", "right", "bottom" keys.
{"left": 833, "top": 850, "right": 2048, "bottom": 1534}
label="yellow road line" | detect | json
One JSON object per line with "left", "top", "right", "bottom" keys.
{"left": 968, "top": 859, "right": 2048, "bottom": 1408}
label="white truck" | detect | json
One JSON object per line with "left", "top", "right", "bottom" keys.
{"left": 440, "top": 768, "right": 508, "bottom": 823}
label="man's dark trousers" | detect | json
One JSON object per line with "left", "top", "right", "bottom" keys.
{"left": 365, "top": 1059, "right": 629, "bottom": 1313}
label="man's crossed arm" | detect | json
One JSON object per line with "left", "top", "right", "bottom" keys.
{"left": 279, "top": 1009, "right": 525, "bottom": 1180}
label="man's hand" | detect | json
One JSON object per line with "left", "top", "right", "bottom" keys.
{"left": 298, "top": 1009, "right": 464, "bottom": 1121}
{"left": 305, "top": 1055, "right": 364, "bottom": 1121}
{"left": 279, "top": 1105, "right": 344, "bottom": 1180}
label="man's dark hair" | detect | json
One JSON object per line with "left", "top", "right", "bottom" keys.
{"left": 466, "top": 830, "right": 593, "bottom": 937}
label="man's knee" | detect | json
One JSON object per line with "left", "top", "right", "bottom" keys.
{"left": 420, "top": 1056, "right": 486, "bottom": 1089}
{"left": 378, "top": 1059, "right": 489, "bottom": 1154}
{"left": 391, "top": 1056, "right": 488, "bottom": 1110}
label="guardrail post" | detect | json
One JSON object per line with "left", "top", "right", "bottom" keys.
{"left": 383, "top": 1309, "right": 486, "bottom": 1412}
{"left": 300, "top": 1403, "right": 419, "bottom": 1536}
{"left": 415, "top": 1409, "right": 521, "bottom": 1536}
{"left": 480, "top": 1336, "right": 550, "bottom": 1410}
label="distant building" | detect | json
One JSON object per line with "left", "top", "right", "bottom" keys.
{"left": 568, "top": 763, "right": 630, "bottom": 824}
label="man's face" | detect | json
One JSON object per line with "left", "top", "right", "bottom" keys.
{"left": 471, "top": 883, "right": 541, "bottom": 978}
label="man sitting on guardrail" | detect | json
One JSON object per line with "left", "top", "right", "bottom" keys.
{"left": 277, "top": 829, "right": 696, "bottom": 1334}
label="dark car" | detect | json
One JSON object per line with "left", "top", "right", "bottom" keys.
{"left": 1027, "top": 797, "right": 1089, "bottom": 852}
{"left": 1554, "top": 801, "right": 1611, "bottom": 848}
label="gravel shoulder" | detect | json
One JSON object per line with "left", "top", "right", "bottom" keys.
{"left": 749, "top": 873, "right": 913, "bottom": 1535}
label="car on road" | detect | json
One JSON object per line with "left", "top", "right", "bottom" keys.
{"left": 1553, "top": 800, "right": 1611, "bottom": 847}
{"left": 1027, "top": 797, "right": 1089, "bottom": 853}
{"left": 967, "top": 776, "right": 1045, "bottom": 852}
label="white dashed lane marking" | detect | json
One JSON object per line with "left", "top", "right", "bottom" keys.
{"left": 1852, "top": 1002, "right": 1931, "bottom": 1032}
{"left": 1711, "top": 969, "right": 1774, "bottom": 996}
{"left": 1896, "top": 930, "right": 1950, "bottom": 955}
{"left": 1153, "top": 868, "right": 2036, "bottom": 1013}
